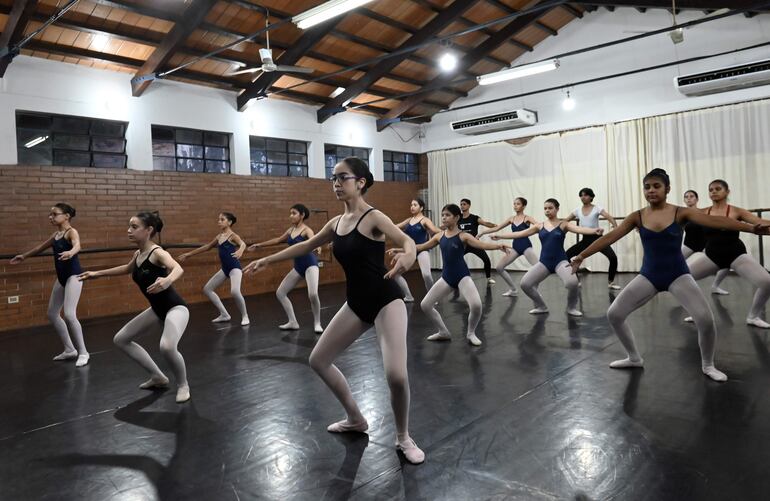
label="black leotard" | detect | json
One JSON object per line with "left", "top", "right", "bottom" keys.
{"left": 703, "top": 205, "right": 746, "bottom": 269}
{"left": 332, "top": 208, "right": 403, "bottom": 324}
{"left": 683, "top": 221, "right": 707, "bottom": 252}
{"left": 132, "top": 247, "right": 187, "bottom": 320}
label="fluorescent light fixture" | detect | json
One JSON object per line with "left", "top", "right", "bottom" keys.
{"left": 92, "top": 34, "right": 109, "bottom": 51}
{"left": 439, "top": 53, "right": 457, "bottom": 72}
{"left": 293, "top": 0, "right": 375, "bottom": 30}
{"left": 24, "top": 136, "right": 49, "bottom": 148}
{"left": 477, "top": 59, "right": 559, "bottom": 86}
{"left": 562, "top": 91, "right": 575, "bottom": 111}
{"left": 329, "top": 86, "right": 346, "bottom": 98}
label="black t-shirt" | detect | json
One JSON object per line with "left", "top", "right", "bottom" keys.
{"left": 458, "top": 214, "right": 480, "bottom": 236}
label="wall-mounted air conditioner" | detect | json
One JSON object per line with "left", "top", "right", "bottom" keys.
{"left": 450, "top": 109, "right": 537, "bottom": 135}
{"left": 675, "top": 59, "right": 770, "bottom": 97}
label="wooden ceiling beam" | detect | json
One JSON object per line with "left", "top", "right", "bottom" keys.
{"left": 0, "top": 0, "right": 40, "bottom": 77}
{"left": 131, "top": 0, "right": 218, "bottom": 96}
{"left": 317, "top": 0, "right": 481, "bottom": 123}
{"left": 485, "top": 0, "right": 559, "bottom": 34}
{"left": 376, "top": 0, "right": 561, "bottom": 130}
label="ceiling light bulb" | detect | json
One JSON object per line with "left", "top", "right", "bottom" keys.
{"left": 562, "top": 91, "right": 576, "bottom": 111}
{"left": 439, "top": 53, "right": 457, "bottom": 72}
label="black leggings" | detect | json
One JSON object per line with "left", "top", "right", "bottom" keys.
{"left": 464, "top": 246, "right": 492, "bottom": 278}
{"left": 566, "top": 234, "right": 617, "bottom": 282}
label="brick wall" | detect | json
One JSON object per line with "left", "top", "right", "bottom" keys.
{"left": 0, "top": 164, "right": 427, "bottom": 331}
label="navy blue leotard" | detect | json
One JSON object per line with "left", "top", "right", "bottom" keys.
{"left": 287, "top": 233, "right": 319, "bottom": 276}
{"left": 510, "top": 219, "right": 533, "bottom": 255}
{"left": 404, "top": 218, "right": 430, "bottom": 247}
{"left": 52, "top": 228, "right": 82, "bottom": 286}
{"left": 440, "top": 232, "right": 470, "bottom": 288}
{"left": 538, "top": 224, "right": 568, "bottom": 273}
{"left": 217, "top": 239, "right": 242, "bottom": 275}
{"left": 638, "top": 208, "right": 690, "bottom": 292}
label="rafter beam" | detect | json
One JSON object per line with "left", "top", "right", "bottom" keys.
{"left": 485, "top": 0, "right": 559, "bottom": 34}
{"left": 560, "top": 4, "right": 584, "bottom": 17}
{"left": 131, "top": 0, "right": 218, "bottom": 96}
{"left": 376, "top": 0, "right": 561, "bottom": 131}
{"left": 317, "top": 0, "right": 480, "bottom": 123}
{"left": 237, "top": 17, "right": 341, "bottom": 110}
{"left": 0, "top": 0, "right": 39, "bottom": 77}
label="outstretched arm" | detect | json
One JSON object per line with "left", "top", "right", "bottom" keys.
{"left": 178, "top": 237, "right": 218, "bottom": 262}
{"left": 9, "top": 234, "right": 56, "bottom": 263}
{"left": 244, "top": 219, "right": 337, "bottom": 273}
{"left": 478, "top": 216, "right": 513, "bottom": 237}
{"left": 565, "top": 222, "right": 604, "bottom": 236}
{"left": 421, "top": 217, "right": 441, "bottom": 236}
{"left": 570, "top": 215, "right": 637, "bottom": 273}
{"left": 477, "top": 217, "right": 496, "bottom": 228}
{"left": 388, "top": 232, "right": 441, "bottom": 255}
{"left": 683, "top": 207, "right": 770, "bottom": 233}
{"left": 491, "top": 225, "right": 540, "bottom": 240}
{"left": 248, "top": 229, "right": 292, "bottom": 251}
{"left": 79, "top": 252, "right": 137, "bottom": 280}
{"left": 461, "top": 232, "right": 511, "bottom": 252}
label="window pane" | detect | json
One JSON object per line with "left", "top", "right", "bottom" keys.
{"left": 353, "top": 148, "right": 368, "bottom": 159}
{"left": 383, "top": 161, "right": 393, "bottom": 173}
{"left": 288, "top": 141, "right": 306, "bottom": 154}
{"left": 383, "top": 150, "right": 392, "bottom": 161}
{"left": 325, "top": 166, "right": 334, "bottom": 178}
{"left": 17, "top": 128, "right": 52, "bottom": 147}
{"left": 177, "top": 158, "right": 204, "bottom": 172}
{"left": 324, "top": 144, "right": 336, "bottom": 154}
{"left": 205, "top": 146, "right": 228, "bottom": 160}
{"left": 288, "top": 153, "right": 306, "bottom": 166}
{"left": 250, "top": 137, "right": 265, "bottom": 149}
{"left": 93, "top": 153, "right": 126, "bottom": 168}
{"left": 176, "top": 129, "right": 202, "bottom": 144}
{"left": 383, "top": 171, "right": 394, "bottom": 181}
{"left": 152, "top": 126, "right": 174, "bottom": 141}
{"left": 405, "top": 153, "right": 416, "bottom": 163}
{"left": 407, "top": 173, "right": 419, "bottom": 182}
{"left": 251, "top": 162, "right": 267, "bottom": 175}
{"left": 205, "top": 160, "right": 229, "bottom": 173}
{"left": 393, "top": 162, "right": 406, "bottom": 172}
{"left": 153, "top": 141, "right": 175, "bottom": 156}
{"left": 338, "top": 146, "right": 352, "bottom": 157}
{"left": 204, "top": 131, "right": 228, "bottom": 147}
{"left": 393, "top": 152, "right": 405, "bottom": 162}
{"left": 394, "top": 172, "right": 407, "bottom": 182}
{"left": 18, "top": 144, "right": 52, "bottom": 165}
{"left": 250, "top": 148, "right": 267, "bottom": 163}
{"left": 176, "top": 144, "right": 204, "bottom": 158}
{"left": 53, "top": 134, "right": 90, "bottom": 151}
{"left": 266, "top": 139, "right": 286, "bottom": 151}
{"left": 54, "top": 150, "right": 90, "bottom": 166}
{"left": 92, "top": 137, "right": 125, "bottom": 153}
{"left": 17, "top": 113, "right": 51, "bottom": 129}
{"left": 153, "top": 156, "right": 176, "bottom": 171}
{"left": 325, "top": 155, "right": 336, "bottom": 168}
{"left": 267, "top": 164, "right": 288, "bottom": 176}
{"left": 407, "top": 163, "right": 418, "bottom": 174}
{"left": 289, "top": 165, "right": 307, "bottom": 177}
{"left": 267, "top": 151, "right": 287, "bottom": 164}
{"left": 52, "top": 116, "right": 89, "bottom": 134}
{"left": 91, "top": 120, "right": 125, "bottom": 137}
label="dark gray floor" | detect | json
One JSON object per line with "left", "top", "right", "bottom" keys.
{"left": 2, "top": 270, "right": 770, "bottom": 500}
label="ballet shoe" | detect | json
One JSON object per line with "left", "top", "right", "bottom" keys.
{"left": 427, "top": 332, "right": 451, "bottom": 342}
{"left": 566, "top": 308, "right": 583, "bottom": 317}
{"left": 487, "top": 278, "right": 496, "bottom": 284}
{"left": 53, "top": 350, "right": 78, "bottom": 361}
{"left": 403, "top": 296, "right": 415, "bottom": 303}
{"left": 683, "top": 316, "right": 694, "bottom": 323}
{"left": 609, "top": 358, "right": 644, "bottom": 369}
{"left": 314, "top": 325, "right": 324, "bottom": 334}
{"left": 139, "top": 376, "right": 170, "bottom": 390}
{"left": 176, "top": 385, "right": 191, "bottom": 403}
{"left": 327, "top": 419, "right": 368, "bottom": 433}
{"left": 528, "top": 307, "right": 549, "bottom": 315}
{"left": 502, "top": 290, "right": 518, "bottom": 297}
{"left": 279, "top": 322, "right": 300, "bottom": 330}
{"left": 396, "top": 437, "right": 425, "bottom": 464}
{"left": 466, "top": 333, "right": 482, "bottom": 346}
{"left": 75, "top": 353, "right": 90, "bottom": 367}
{"left": 608, "top": 283, "right": 622, "bottom": 290}
{"left": 241, "top": 316, "right": 250, "bottom": 326}
{"left": 747, "top": 317, "right": 770, "bottom": 329}
{"left": 212, "top": 315, "right": 231, "bottom": 323}
{"left": 702, "top": 366, "right": 728, "bottom": 382}
{"left": 711, "top": 287, "right": 729, "bottom": 295}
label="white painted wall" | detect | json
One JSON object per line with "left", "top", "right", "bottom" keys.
{"left": 0, "top": 56, "right": 422, "bottom": 179}
{"left": 423, "top": 8, "right": 770, "bottom": 151}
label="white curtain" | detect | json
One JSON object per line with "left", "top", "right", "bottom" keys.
{"left": 429, "top": 98, "right": 770, "bottom": 272}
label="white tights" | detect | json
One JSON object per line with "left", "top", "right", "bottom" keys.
{"left": 394, "top": 251, "right": 434, "bottom": 300}
{"left": 276, "top": 266, "right": 321, "bottom": 327}
{"left": 520, "top": 261, "right": 579, "bottom": 312}
{"left": 48, "top": 276, "right": 87, "bottom": 355}
{"left": 203, "top": 269, "right": 248, "bottom": 320}
{"left": 496, "top": 247, "right": 538, "bottom": 292}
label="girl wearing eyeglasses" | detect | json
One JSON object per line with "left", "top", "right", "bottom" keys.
{"left": 10, "top": 203, "right": 89, "bottom": 367}
{"left": 244, "top": 157, "right": 425, "bottom": 465}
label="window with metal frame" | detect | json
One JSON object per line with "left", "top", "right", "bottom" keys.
{"left": 383, "top": 150, "right": 419, "bottom": 182}
{"left": 249, "top": 136, "right": 309, "bottom": 177}
{"left": 324, "top": 144, "right": 371, "bottom": 179}
{"left": 151, "top": 125, "right": 230, "bottom": 173}
{"left": 16, "top": 111, "right": 127, "bottom": 168}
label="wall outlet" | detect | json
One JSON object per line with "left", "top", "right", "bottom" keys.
{"left": 7, "top": 296, "right": 19, "bottom": 304}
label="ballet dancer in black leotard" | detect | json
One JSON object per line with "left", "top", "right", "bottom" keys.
{"left": 682, "top": 189, "right": 729, "bottom": 294}
{"left": 248, "top": 204, "right": 323, "bottom": 333}
{"left": 10, "top": 203, "right": 89, "bottom": 367}
{"left": 79, "top": 211, "right": 191, "bottom": 403}
{"left": 570, "top": 169, "right": 769, "bottom": 381}
{"left": 459, "top": 198, "right": 497, "bottom": 284}
{"left": 685, "top": 180, "right": 770, "bottom": 329}
{"left": 178, "top": 212, "right": 249, "bottom": 326}
{"left": 244, "top": 157, "right": 425, "bottom": 464}
{"left": 478, "top": 197, "right": 539, "bottom": 296}
{"left": 392, "top": 198, "right": 440, "bottom": 302}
